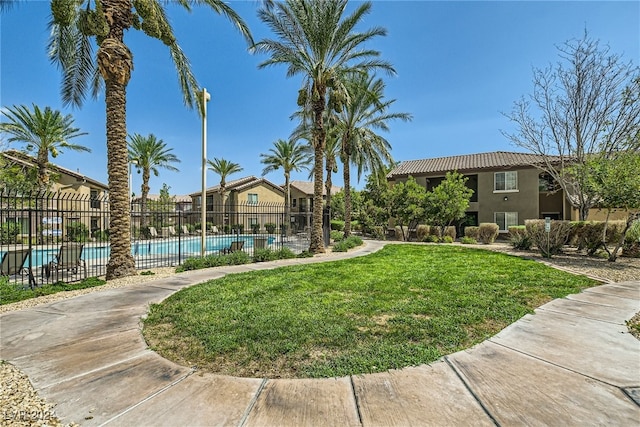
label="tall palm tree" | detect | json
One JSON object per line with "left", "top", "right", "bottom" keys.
{"left": 128, "top": 133, "right": 180, "bottom": 228}
{"left": 48, "top": 0, "right": 253, "bottom": 279}
{"left": 0, "top": 104, "right": 90, "bottom": 190}
{"left": 207, "top": 157, "right": 243, "bottom": 219}
{"left": 260, "top": 139, "right": 311, "bottom": 234}
{"left": 337, "top": 73, "right": 411, "bottom": 237}
{"left": 254, "top": 0, "right": 393, "bottom": 253}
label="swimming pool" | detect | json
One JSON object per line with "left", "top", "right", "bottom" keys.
{"left": 2, "top": 235, "right": 276, "bottom": 268}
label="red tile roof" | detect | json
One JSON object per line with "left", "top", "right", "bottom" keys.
{"left": 388, "top": 151, "right": 560, "bottom": 177}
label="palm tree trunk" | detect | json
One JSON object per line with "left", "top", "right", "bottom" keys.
{"left": 309, "top": 88, "right": 326, "bottom": 254}
{"left": 36, "top": 149, "right": 50, "bottom": 191}
{"left": 104, "top": 79, "right": 136, "bottom": 279}
{"left": 343, "top": 153, "right": 352, "bottom": 238}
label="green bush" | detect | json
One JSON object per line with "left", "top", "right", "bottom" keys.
{"left": 331, "top": 220, "right": 345, "bottom": 231}
{"left": 297, "top": 250, "right": 314, "bottom": 258}
{"left": 66, "top": 222, "right": 89, "bottom": 242}
{"left": 275, "top": 247, "right": 297, "bottom": 259}
{"left": 508, "top": 225, "right": 532, "bottom": 250}
{"left": 92, "top": 229, "right": 109, "bottom": 242}
{"left": 464, "top": 226, "right": 479, "bottom": 240}
{"left": 253, "top": 248, "right": 277, "bottom": 262}
{"left": 1, "top": 276, "right": 106, "bottom": 305}
{"left": 460, "top": 236, "right": 477, "bottom": 244}
{"left": 622, "top": 220, "right": 640, "bottom": 258}
{"left": 441, "top": 235, "right": 454, "bottom": 244}
{"left": 264, "top": 223, "right": 276, "bottom": 234}
{"left": 332, "top": 235, "right": 363, "bottom": 252}
{"left": 424, "top": 234, "right": 439, "bottom": 243}
{"left": 477, "top": 223, "right": 499, "bottom": 244}
{"left": 570, "top": 221, "right": 627, "bottom": 255}
{"left": 250, "top": 223, "right": 261, "bottom": 234}
{"left": 0, "top": 222, "right": 20, "bottom": 244}
{"left": 330, "top": 230, "right": 344, "bottom": 242}
{"left": 231, "top": 224, "right": 245, "bottom": 234}
{"left": 176, "top": 251, "right": 251, "bottom": 272}
{"left": 525, "top": 219, "right": 571, "bottom": 258}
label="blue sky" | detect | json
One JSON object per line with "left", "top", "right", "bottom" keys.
{"left": 1, "top": 1, "right": 638, "bottom": 197}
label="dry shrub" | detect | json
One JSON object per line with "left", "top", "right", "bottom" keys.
{"left": 416, "top": 225, "right": 430, "bottom": 241}
{"left": 464, "top": 226, "right": 479, "bottom": 240}
{"left": 477, "top": 223, "right": 499, "bottom": 244}
{"left": 525, "top": 219, "right": 571, "bottom": 258}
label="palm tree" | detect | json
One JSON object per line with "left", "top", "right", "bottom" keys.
{"left": 260, "top": 139, "right": 311, "bottom": 234}
{"left": 128, "top": 133, "right": 180, "bottom": 228}
{"left": 337, "top": 73, "right": 412, "bottom": 237}
{"left": 48, "top": 0, "right": 253, "bottom": 279}
{"left": 254, "top": 0, "right": 393, "bottom": 253}
{"left": 207, "top": 157, "right": 243, "bottom": 221}
{"left": 0, "top": 104, "right": 90, "bottom": 190}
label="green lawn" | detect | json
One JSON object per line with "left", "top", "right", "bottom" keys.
{"left": 142, "top": 244, "right": 597, "bottom": 378}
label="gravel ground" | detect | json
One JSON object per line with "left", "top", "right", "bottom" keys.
{"left": 1, "top": 243, "right": 638, "bottom": 425}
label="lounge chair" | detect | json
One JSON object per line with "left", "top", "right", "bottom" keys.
{"left": 210, "top": 225, "right": 219, "bottom": 235}
{"left": 45, "top": 244, "right": 87, "bottom": 280}
{"left": 148, "top": 227, "right": 159, "bottom": 238}
{"left": 222, "top": 240, "right": 244, "bottom": 254}
{"left": 181, "top": 225, "right": 190, "bottom": 235}
{"left": 0, "top": 248, "right": 35, "bottom": 288}
{"left": 168, "top": 226, "right": 177, "bottom": 237}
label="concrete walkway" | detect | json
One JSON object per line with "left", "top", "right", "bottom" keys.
{"left": 1, "top": 241, "right": 639, "bottom": 426}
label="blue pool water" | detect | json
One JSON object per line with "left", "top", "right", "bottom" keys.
{"left": 2, "top": 235, "right": 275, "bottom": 268}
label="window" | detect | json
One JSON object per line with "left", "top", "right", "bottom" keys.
{"left": 494, "top": 171, "right": 518, "bottom": 192}
{"left": 249, "top": 217, "right": 258, "bottom": 226}
{"left": 90, "top": 189, "right": 101, "bottom": 209}
{"left": 292, "top": 199, "right": 297, "bottom": 208}
{"left": 494, "top": 212, "right": 518, "bottom": 232}
{"left": 248, "top": 193, "right": 258, "bottom": 205}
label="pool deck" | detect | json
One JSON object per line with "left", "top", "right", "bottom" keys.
{"left": 1, "top": 240, "right": 639, "bottom": 426}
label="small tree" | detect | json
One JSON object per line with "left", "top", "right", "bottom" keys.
{"left": 586, "top": 151, "right": 640, "bottom": 261}
{"left": 389, "top": 177, "right": 427, "bottom": 241}
{"left": 426, "top": 171, "right": 473, "bottom": 239}
{"left": 502, "top": 31, "right": 640, "bottom": 220}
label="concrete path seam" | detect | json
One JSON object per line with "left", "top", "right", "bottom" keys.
{"left": 348, "top": 375, "right": 364, "bottom": 427}
{"left": 486, "top": 339, "right": 630, "bottom": 390}
{"left": 237, "top": 378, "right": 268, "bottom": 427}
{"left": 444, "top": 356, "right": 500, "bottom": 427}
{"left": 39, "top": 350, "right": 154, "bottom": 390}
{"left": 99, "top": 366, "right": 197, "bottom": 427}
{"left": 537, "top": 305, "right": 632, "bottom": 325}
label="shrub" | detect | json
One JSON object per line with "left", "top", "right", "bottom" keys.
{"left": 424, "top": 234, "right": 439, "bottom": 243}
{"left": 331, "top": 220, "right": 345, "bottom": 231}
{"left": 509, "top": 226, "right": 532, "bottom": 250}
{"left": 477, "top": 223, "right": 499, "bottom": 244}
{"left": 250, "top": 223, "right": 261, "bottom": 234}
{"left": 231, "top": 224, "right": 245, "bottom": 234}
{"left": 441, "top": 235, "right": 454, "bottom": 244}
{"left": 92, "top": 229, "right": 109, "bottom": 242}
{"left": 464, "top": 226, "right": 479, "bottom": 240}
{"left": 275, "top": 247, "right": 297, "bottom": 259}
{"left": 0, "top": 222, "right": 19, "bottom": 244}
{"left": 253, "top": 248, "right": 277, "bottom": 262}
{"left": 525, "top": 219, "right": 571, "bottom": 258}
{"left": 332, "top": 235, "right": 363, "bottom": 252}
{"left": 416, "top": 225, "right": 430, "bottom": 241}
{"left": 443, "top": 226, "right": 456, "bottom": 241}
{"left": 330, "top": 230, "right": 344, "bottom": 242}
{"left": 66, "top": 222, "right": 89, "bottom": 242}
{"left": 264, "top": 223, "right": 276, "bottom": 234}
{"left": 622, "top": 220, "right": 640, "bottom": 258}
{"left": 297, "top": 250, "right": 314, "bottom": 258}
{"left": 460, "top": 236, "right": 477, "bottom": 244}
{"left": 571, "top": 221, "right": 627, "bottom": 255}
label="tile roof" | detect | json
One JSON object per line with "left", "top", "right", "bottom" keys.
{"left": 1, "top": 150, "right": 108, "bottom": 190}
{"left": 290, "top": 181, "right": 342, "bottom": 196}
{"left": 189, "top": 176, "right": 284, "bottom": 197}
{"left": 132, "top": 194, "right": 192, "bottom": 203}
{"left": 387, "top": 151, "right": 560, "bottom": 178}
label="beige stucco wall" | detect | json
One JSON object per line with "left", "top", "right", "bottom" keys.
{"left": 473, "top": 168, "right": 539, "bottom": 225}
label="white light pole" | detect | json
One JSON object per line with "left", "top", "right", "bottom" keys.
{"left": 201, "top": 88, "right": 211, "bottom": 257}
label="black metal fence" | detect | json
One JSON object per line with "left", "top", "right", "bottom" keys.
{"left": 1, "top": 191, "right": 310, "bottom": 288}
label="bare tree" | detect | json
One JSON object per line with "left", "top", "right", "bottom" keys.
{"left": 502, "top": 31, "right": 640, "bottom": 220}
